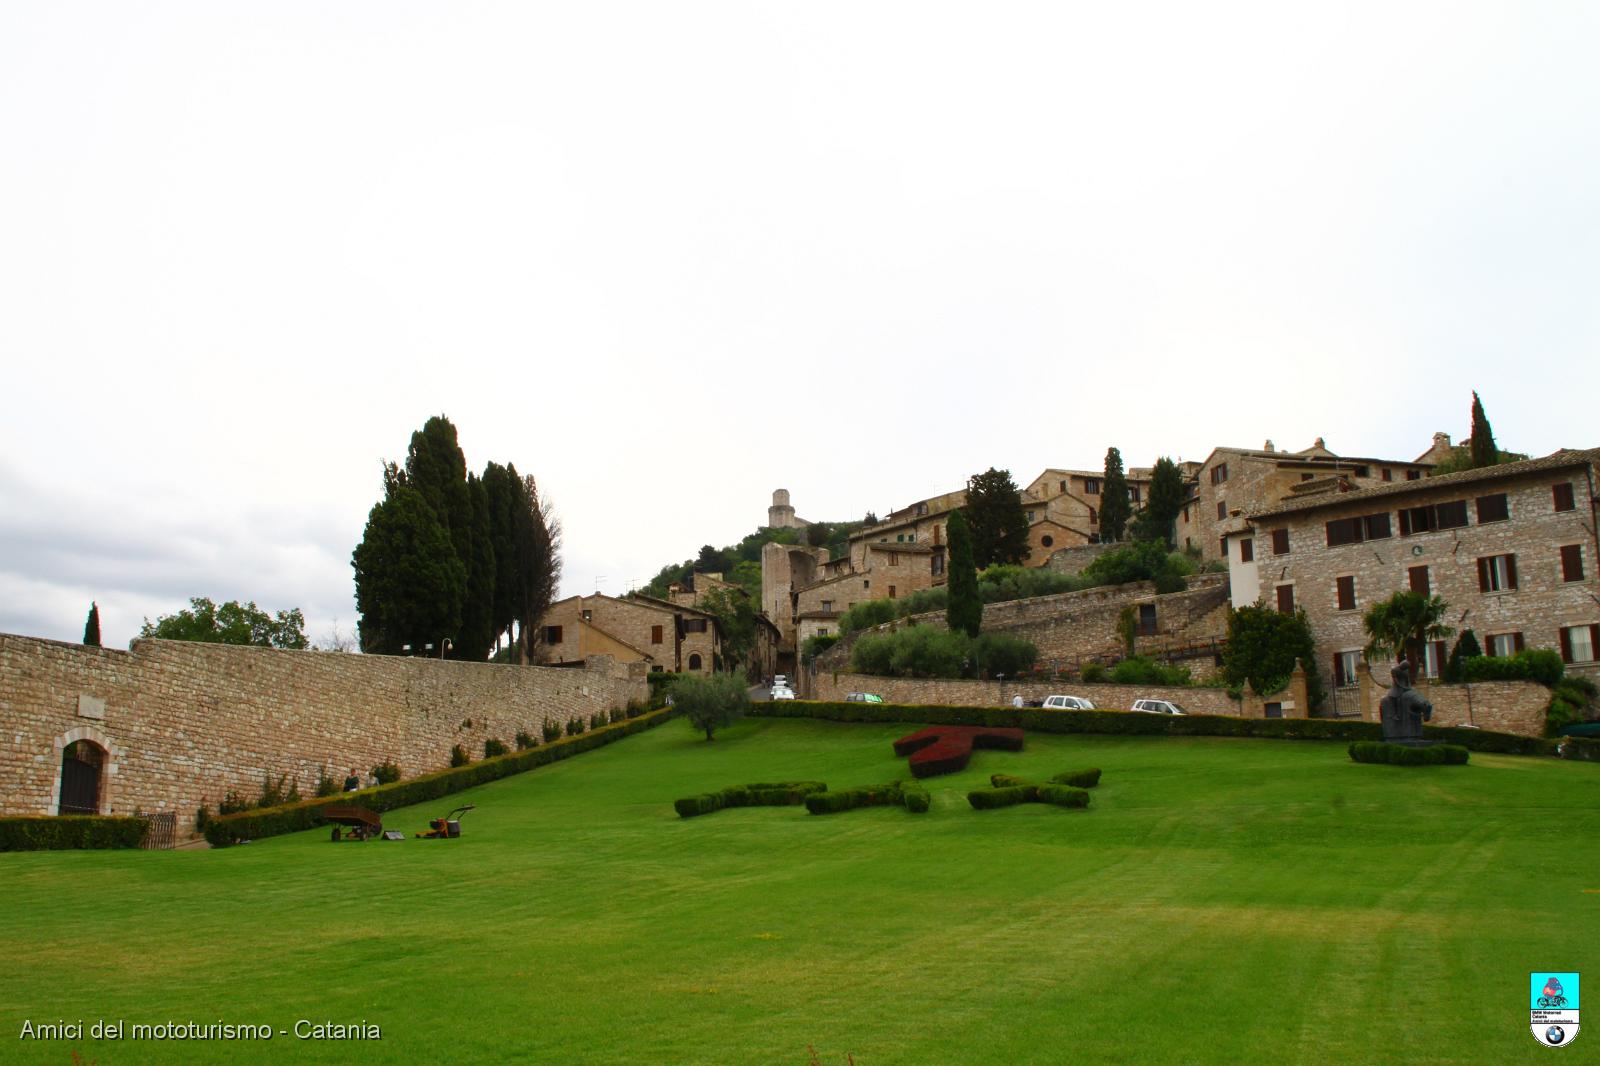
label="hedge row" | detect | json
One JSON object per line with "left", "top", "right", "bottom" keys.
{"left": 753, "top": 700, "right": 1577, "bottom": 758}
{"left": 1052, "top": 768, "right": 1102, "bottom": 789}
{"left": 0, "top": 815, "right": 150, "bottom": 852}
{"left": 206, "top": 706, "right": 677, "bottom": 846}
{"left": 675, "top": 781, "right": 827, "bottom": 818}
{"left": 805, "top": 782, "right": 928, "bottom": 815}
{"left": 1349, "top": 742, "right": 1471, "bottom": 766}
{"left": 1562, "top": 736, "right": 1600, "bottom": 762}
{"left": 968, "top": 784, "right": 1090, "bottom": 810}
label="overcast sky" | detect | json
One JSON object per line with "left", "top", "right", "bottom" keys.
{"left": 3, "top": 2, "right": 1598, "bottom": 649}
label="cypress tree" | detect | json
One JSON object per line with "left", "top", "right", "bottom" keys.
{"left": 455, "top": 473, "right": 499, "bottom": 662}
{"left": 1133, "top": 457, "right": 1186, "bottom": 547}
{"left": 1444, "top": 629, "right": 1481, "bottom": 683}
{"left": 352, "top": 485, "right": 466, "bottom": 655}
{"left": 83, "top": 603, "right": 101, "bottom": 647}
{"left": 1468, "top": 391, "right": 1498, "bottom": 469}
{"left": 945, "top": 509, "right": 982, "bottom": 639}
{"left": 1099, "top": 447, "right": 1131, "bottom": 543}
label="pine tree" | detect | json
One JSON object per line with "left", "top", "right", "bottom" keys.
{"left": 965, "top": 468, "right": 1030, "bottom": 568}
{"left": 945, "top": 509, "right": 982, "bottom": 639}
{"left": 1468, "top": 391, "right": 1498, "bottom": 469}
{"left": 1099, "top": 448, "right": 1131, "bottom": 543}
{"left": 83, "top": 603, "right": 101, "bottom": 647}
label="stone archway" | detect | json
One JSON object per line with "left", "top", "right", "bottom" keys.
{"left": 51, "top": 725, "right": 118, "bottom": 815}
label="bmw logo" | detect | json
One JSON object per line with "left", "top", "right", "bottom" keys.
{"left": 1547, "top": 1025, "right": 1566, "bottom": 1045}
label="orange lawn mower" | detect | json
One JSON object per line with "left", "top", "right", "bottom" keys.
{"left": 415, "top": 804, "right": 476, "bottom": 839}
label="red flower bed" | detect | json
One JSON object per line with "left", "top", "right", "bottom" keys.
{"left": 892, "top": 725, "right": 1025, "bottom": 778}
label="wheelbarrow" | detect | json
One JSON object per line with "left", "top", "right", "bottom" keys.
{"left": 324, "top": 805, "right": 382, "bottom": 842}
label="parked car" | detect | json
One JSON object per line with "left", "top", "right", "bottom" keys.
{"left": 1131, "top": 698, "right": 1186, "bottom": 715}
{"left": 771, "top": 685, "right": 796, "bottom": 701}
{"left": 1042, "top": 694, "right": 1096, "bottom": 710}
{"left": 844, "top": 692, "right": 884, "bottom": 703}
{"left": 773, "top": 675, "right": 788, "bottom": 687}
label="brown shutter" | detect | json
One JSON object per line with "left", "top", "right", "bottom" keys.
{"left": 1506, "top": 555, "right": 1518, "bottom": 589}
{"left": 1592, "top": 625, "right": 1600, "bottom": 661}
{"left": 1431, "top": 641, "right": 1447, "bottom": 676}
{"left": 1561, "top": 545, "right": 1584, "bottom": 581}
{"left": 1560, "top": 627, "right": 1574, "bottom": 663}
{"left": 1477, "top": 557, "right": 1489, "bottom": 592}
{"left": 1333, "top": 653, "right": 1346, "bottom": 687}
{"left": 1513, "top": 632, "right": 1525, "bottom": 653}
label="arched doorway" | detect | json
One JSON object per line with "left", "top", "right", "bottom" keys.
{"left": 59, "top": 740, "right": 106, "bottom": 815}
{"left": 687, "top": 653, "right": 703, "bottom": 671}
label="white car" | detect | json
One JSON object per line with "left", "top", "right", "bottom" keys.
{"left": 1131, "top": 698, "right": 1185, "bottom": 715}
{"left": 1042, "top": 694, "right": 1096, "bottom": 710}
{"left": 770, "top": 685, "right": 796, "bottom": 701}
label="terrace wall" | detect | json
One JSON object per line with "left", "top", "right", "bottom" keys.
{"left": 0, "top": 633, "right": 646, "bottom": 828}
{"left": 1352, "top": 662, "right": 1548, "bottom": 736}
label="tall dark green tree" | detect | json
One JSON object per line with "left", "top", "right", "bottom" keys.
{"left": 1132, "top": 457, "right": 1186, "bottom": 547}
{"left": 965, "top": 467, "right": 1030, "bottom": 567}
{"left": 455, "top": 472, "right": 499, "bottom": 662}
{"left": 482, "top": 461, "right": 523, "bottom": 651}
{"left": 83, "top": 603, "right": 101, "bottom": 647}
{"left": 514, "top": 473, "right": 561, "bottom": 663}
{"left": 1469, "top": 391, "right": 1498, "bottom": 469}
{"left": 945, "top": 509, "right": 982, "bottom": 639}
{"left": 1099, "top": 447, "right": 1131, "bottom": 543}
{"left": 1221, "top": 605, "right": 1323, "bottom": 710}
{"left": 352, "top": 485, "right": 466, "bottom": 655}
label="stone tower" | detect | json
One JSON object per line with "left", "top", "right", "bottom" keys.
{"left": 769, "top": 488, "right": 798, "bottom": 529}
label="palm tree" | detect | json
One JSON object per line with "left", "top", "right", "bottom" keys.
{"left": 1363, "top": 591, "right": 1454, "bottom": 675}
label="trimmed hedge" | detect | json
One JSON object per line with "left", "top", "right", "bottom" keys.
{"left": 1349, "top": 742, "right": 1470, "bottom": 766}
{"left": 0, "top": 815, "right": 149, "bottom": 851}
{"left": 1037, "top": 784, "right": 1092, "bottom": 808}
{"left": 206, "top": 706, "right": 677, "bottom": 846}
{"left": 900, "top": 780, "right": 930, "bottom": 813}
{"left": 1561, "top": 736, "right": 1600, "bottom": 762}
{"left": 968, "top": 785, "right": 1035, "bottom": 810}
{"left": 806, "top": 783, "right": 910, "bottom": 815}
{"left": 753, "top": 700, "right": 1568, "bottom": 757}
{"left": 1051, "top": 768, "right": 1102, "bottom": 789}
{"left": 893, "top": 724, "right": 1026, "bottom": 778}
{"left": 675, "top": 781, "right": 827, "bottom": 818}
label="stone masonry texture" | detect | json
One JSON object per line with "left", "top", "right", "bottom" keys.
{"left": 0, "top": 634, "right": 645, "bottom": 829}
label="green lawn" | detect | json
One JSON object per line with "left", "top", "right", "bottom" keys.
{"left": 4, "top": 717, "right": 1597, "bottom": 1065}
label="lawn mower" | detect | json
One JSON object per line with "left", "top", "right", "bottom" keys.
{"left": 415, "top": 804, "right": 476, "bottom": 839}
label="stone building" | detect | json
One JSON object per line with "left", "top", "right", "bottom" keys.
{"left": 1225, "top": 448, "right": 1600, "bottom": 709}
{"left": 1021, "top": 467, "right": 1154, "bottom": 551}
{"left": 536, "top": 593, "right": 721, "bottom": 674}
{"left": 767, "top": 488, "right": 811, "bottom": 530}
{"left": 793, "top": 542, "right": 943, "bottom": 648}
{"left": 1183, "top": 438, "right": 1436, "bottom": 563}
{"left": 665, "top": 571, "right": 781, "bottom": 682}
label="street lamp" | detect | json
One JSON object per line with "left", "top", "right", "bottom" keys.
{"left": 439, "top": 638, "right": 453, "bottom": 659}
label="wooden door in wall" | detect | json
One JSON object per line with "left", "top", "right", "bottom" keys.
{"left": 59, "top": 740, "right": 103, "bottom": 814}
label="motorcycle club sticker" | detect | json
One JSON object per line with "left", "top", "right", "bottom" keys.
{"left": 1531, "top": 972, "right": 1579, "bottom": 1047}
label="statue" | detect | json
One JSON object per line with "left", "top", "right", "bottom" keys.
{"left": 1379, "top": 661, "right": 1433, "bottom": 743}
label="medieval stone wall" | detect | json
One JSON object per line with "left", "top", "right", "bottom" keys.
{"left": 0, "top": 634, "right": 646, "bottom": 827}
{"left": 1352, "top": 662, "right": 1549, "bottom": 736}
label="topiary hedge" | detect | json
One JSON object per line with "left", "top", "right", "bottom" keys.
{"left": 900, "top": 780, "right": 930, "bottom": 813}
{"left": 968, "top": 785, "right": 1034, "bottom": 809}
{"left": 206, "top": 706, "right": 677, "bottom": 846}
{"left": 804, "top": 782, "right": 923, "bottom": 815}
{"left": 1036, "top": 784, "right": 1092, "bottom": 808}
{"left": 752, "top": 700, "right": 1567, "bottom": 757}
{"left": 972, "top": 773, "right": 1095, "bottom": 810}
{"left": 0, "top": 815, "right": 149, "bottom": 851}
{"left": 1051, "top": 768, "right": 1102, "bottom": 789}
{"left": 1348, "top": 741, "right": 1470, "bottom": 766}
{"left": 674, "top": 781, "right": 827, "bottom": 818}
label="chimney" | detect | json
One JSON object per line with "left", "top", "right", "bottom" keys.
{"left": 1433, "top": 431, "right": 1451, "bottom": 449}
{"left": 1263, "top": 439, "right": 1275, "bottom": 452}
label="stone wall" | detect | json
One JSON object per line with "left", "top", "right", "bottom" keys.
{"left": 1353, "top": 661, "right": 1549, "bottom": 736}
{"left": 0, "top": 633, "right": 646, "bottom": 827}
{"left": 808, "top": 671, "right": 1272, "bottom": 717}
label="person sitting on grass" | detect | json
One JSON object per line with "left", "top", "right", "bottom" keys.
{"left": 343, "top": 767, "right": 361, "bottom": 792}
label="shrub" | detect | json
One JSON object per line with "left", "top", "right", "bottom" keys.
{"left": 0, "top": 815, "right": 148, "bottom": 851}
{"left": 609, "top": 707, "right": 625, "bottom": 724}
{"left": 1081, "top": 662, "right": 1108, "bottom": 683}
{"left": 968, "top": 785, "right": 1033, "bottom": 809}
{"left": 624, "top": 699, "right": 649, "bottom": 719}
{"left": 542, "top": 719, "right": 562, "bottom": 742}
{"left": 1348, "top": 741, "right": 1470, "bottom": 766}
{"left": 1109, "top": 656, "right": 1192, "bottom": 686}
{"left": 900, "top": 780, "right": 930, "bottom": 813}
{"left": 971, "top": 632, "right": 1039, "bottom": 679}
{"left": 567, "top": 718, "right": 584, "bottom": 736}
{"left": 989, "top": 773, "right": 1031, "bottom": 789}
{"left": 257, "top": 773, "right": 290, "bottom": 809}
{"left": 1051, "top": 768, "right": 1102, "bottom": 788}
{"left": 1036, "top": 784, "right": 1091, "bottom": 808}
{"left": 804, "top": 783, "right": 905, "bottom": 815}
{"left": 218, "top": 789, "right": 251, "bottom": 815}
{"left": 589, "top": 712, "right": 607, "bottom": 730}
{"left": 515, "top": 731, "right": 537, "bottom": 751}
{"left": 371, "top": 760, "right": 401, "bottom": 785}
{"left": 314, "top": 767, "right": 340, "bottom": 798}
{"left": 647, "top": 671, "right": 680, "bottom": 708}
{"left": 851, "top": 624, "right": 1040, "bottom": 680}
{"left": 802, "top": 633, "right": 840, "bottom": 662}
{"left": 1562, "top": 736, "right": 1600, "bottom": 762}
{"left": 484, "top": 738, "right": 508, "bottom": 758}
{"left": 1461, "top": 649, "right": 1565, "bottom": 686}
{"left": 676, "top": 781, "right": 827, "bottom": 817}
{"left": 206, "top": 705, "right": 679, "bottom": 846}
{"left": 449, "top": 745, "right": 470, "bottom": 768}
{"left": 194, "top": 805, "right": 210, "bottom": 833}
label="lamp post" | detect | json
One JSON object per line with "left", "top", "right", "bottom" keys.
{"left": 439, "top": 638, "right": 453, "bottom": 659}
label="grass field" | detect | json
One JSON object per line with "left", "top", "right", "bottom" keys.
{"left": 4, "top": 716, "right": 1597, "bottom": 1065}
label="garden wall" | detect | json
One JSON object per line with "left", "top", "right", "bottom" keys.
{"left": 0, "top": 633, "right": 646, "bottom": 828}
{"left": 809, "top": 669, "right": 1309, "bottom": 719}
{"left": 1354, "top": 663, "right": 1548, "bottom": 736}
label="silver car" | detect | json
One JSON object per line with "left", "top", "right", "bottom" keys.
{"left": 1042, "top": 694, "right": 1096, "bottom": 710}
{"left": 770, "top": 685, "right": 796, "bottom": 701}
{"left": 1131, "top": 698, "right": 1185, "bottom": 715}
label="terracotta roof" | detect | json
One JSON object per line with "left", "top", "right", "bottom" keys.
{"left": 1248, "top": 449, "right": 1600, "bottom": 520}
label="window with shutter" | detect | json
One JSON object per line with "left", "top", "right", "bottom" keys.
{"left": 1553, "top": 482, "right": 1576, "bottom": 512}
{"left": 1272, "top": 529, "right": 1290, "bottom": 554}
{"left": 651, "top": 625, "right": 663, "bottom": 644}
{"left": 1333, "top": 652, "right": 1346, "bottom": 687}
{"left": 544, "top": 625, "right": 563, "bottom": 644}
{"left": 1562, "top": 624, "right": 1599, "bottom": 663}
{"left": 1476, "top": 493, "right": 1509, "bottom": 523}
{"left": 1336, "top": 575, "right": 1356, "bottom": 611}
{"left": 1479, "top": 554, "right": 1517, "bottom": 592}
{"left": 1409, "top": 566, "right": 1430, "bottom": 596}
{"left": 1276, "top": 584, "right": 1295, "bottom": 613}
{"left": 1217, "top": 500, "right": 1227, "bottom": 520}
{"left": 1561, "top": 545, "right": 1584, "bottom": 582}
{"left": 1436, "top": 501, "right": 1469, "bottom": 529}
{"left": 1240, "top": 538, "right": 1254, "bottom": 563}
